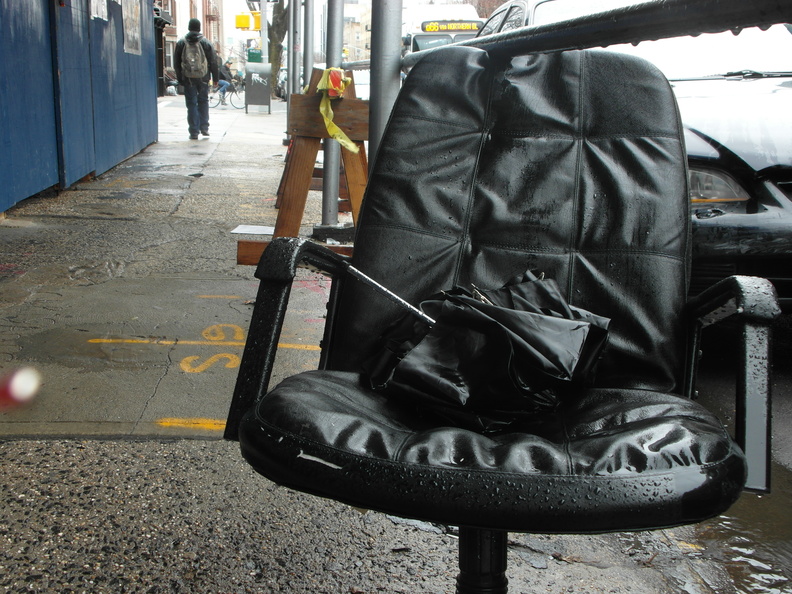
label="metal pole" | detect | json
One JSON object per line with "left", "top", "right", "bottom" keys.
{"left": 290, "top": 0, "right": 302, "bottom": 94}
{"left": 368, "top": 0, "right": 402, "bottom": 168}
{"left": 303, "top": 0, "right": 314, "bottom": 83}
{"left": 261, "top": 4, "right": 268, "bottom": 82}
{"left": 319, "top": 0, "right": 343, "bottom": 228}
{"left": 456, "top": 529, "right": 509, "bottom": 594}
{"left": 285, "top": 0, "right": 294, "bottom": 118}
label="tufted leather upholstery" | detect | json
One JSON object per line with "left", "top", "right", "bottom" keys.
{"left": 237, "top": 47, "right": 747, "bottom": 534}
{"left": 328, "top": 47, "right": 690, "bottom": 394}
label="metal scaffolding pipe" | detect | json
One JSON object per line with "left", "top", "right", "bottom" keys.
{"left": 284, "top": 0, "right": 294, "bottom": 119}
{"left": 289, "top": 0, "right": 302, "bottom": 95}
{"left": 368, "top": 0, "right": 403, "bottom": 168}
{"left": 303, "top": 0, "right": 314, "bottom": 81}
{"left": 320, "top": 0, "right": 344, "bottom": 227}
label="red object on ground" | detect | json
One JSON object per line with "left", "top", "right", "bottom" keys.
{"left": 0, "top": 367, "right": 41, "bottom": 408}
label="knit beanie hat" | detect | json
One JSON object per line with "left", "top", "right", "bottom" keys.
{"left": 188, "top": 18, "right": 201, "bottom": 32}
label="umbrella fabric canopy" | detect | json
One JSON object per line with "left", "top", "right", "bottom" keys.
{"left": 365, "top": 271, "right": 610, "bottom": 433}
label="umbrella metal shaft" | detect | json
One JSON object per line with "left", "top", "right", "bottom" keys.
{"left": 344, "top": 264, "right": 436, "bottom": 325}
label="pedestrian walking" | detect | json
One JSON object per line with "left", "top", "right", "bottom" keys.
{"left": 174, "top": 18, "right": 220, "bottom": 139}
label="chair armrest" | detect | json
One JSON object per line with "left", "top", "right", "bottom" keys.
{"left": 688, "top": 274, "right": 780, "bottom": 325}
{"left": 225, "top": 238, "right": 350, "bottom": 440}
{"left": 687, "top": 275, "right": 781, "bottom": 492}
{"left": 252, "top": 236, "right": 350, "bottom": 281}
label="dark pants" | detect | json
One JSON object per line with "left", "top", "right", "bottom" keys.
{"left": 183, "top": 78, "right": 209, "bottom": 136}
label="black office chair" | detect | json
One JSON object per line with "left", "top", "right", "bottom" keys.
{"left": 226, "top": 46, "right": 779, "bottom": 593}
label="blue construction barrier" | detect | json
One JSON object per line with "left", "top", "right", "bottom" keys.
{"left": 0, "top": 0, "right": 157, "bottom": 212}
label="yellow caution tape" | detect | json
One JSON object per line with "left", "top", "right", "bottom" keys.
{"left": 317, "top": 68, "right": 359, "bottom": 153}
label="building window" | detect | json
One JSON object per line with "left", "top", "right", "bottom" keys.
{"left": 157, "top": 0, "right": 176, "bottom": 35}
{"left": 165, "top": 41, "right": 175, "bottom": 69}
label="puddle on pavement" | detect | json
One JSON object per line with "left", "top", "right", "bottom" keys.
{"left": 696, "top": 461, "right": 792, "bottom": 593}
{"left": 17, "top": 327, "right": 168, "bottom": 372}
{"left": 692, "top": 321, "right": 792, "bottom": 593}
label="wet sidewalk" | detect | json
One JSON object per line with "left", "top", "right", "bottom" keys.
{"left": 0, "top": 96, "right": 790, "bottom": 593}
{"left": 0, "top": 97, "right": 326, "bottom": 439}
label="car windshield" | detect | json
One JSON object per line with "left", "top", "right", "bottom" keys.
{"left": 413, "top": 33, "right": 456, "bottom": 51}
{"left": 533, "top": 0, "right": 636, "bottom": 24}
{"left": 532, "top": 0, "right": 792, "bottom": 80}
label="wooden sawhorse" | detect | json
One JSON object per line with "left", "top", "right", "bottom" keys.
{"left": 237, "top": 69, "right": 367, "bottom": 266}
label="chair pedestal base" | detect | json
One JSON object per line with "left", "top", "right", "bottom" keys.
{"left": 456, "top": 528, "right": 509, "bottom": 594}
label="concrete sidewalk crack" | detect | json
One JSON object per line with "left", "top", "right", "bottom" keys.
{"left": 132, "top": 340, "right": 177, "bottom": 434}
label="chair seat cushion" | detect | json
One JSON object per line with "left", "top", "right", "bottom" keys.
{"left": 239, "top": 370, "right": 746, "bottom": 533}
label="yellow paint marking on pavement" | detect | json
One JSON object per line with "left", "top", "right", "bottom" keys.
{"left": 156, "top": 418, "right": 226, "bottom": 431}
{"left": 197, "top": 295, "right": 241, "bottom": 299}
{"left": 180, "top": 353, "right": 240, "bottom": 373}
{"left": 203, "top": 324, "right": 245, "bottom": 341}
{"left": 89, "top": 338, "right": 246, "bottom": 346}
{"left": 279, "top": 343, "right": 321, "bottom": 351}
{"left": 88, "top": 338, "right": 155, "bottom": 344}
{"left": 677, "top": 541, "right": 705, "bottom": 551}
{"left": 88, "top": 338, "right": 320, "bottom": 350}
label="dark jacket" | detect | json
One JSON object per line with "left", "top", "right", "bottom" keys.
{"left": 219, "top": 63, "right": 234, "bottom": 82}
{"left": 174, "top": 31, "right": 219, "bottom": 84}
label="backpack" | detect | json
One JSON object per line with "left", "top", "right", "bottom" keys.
{"left": 182, "top": 40, "right": 208, "bottom": 79}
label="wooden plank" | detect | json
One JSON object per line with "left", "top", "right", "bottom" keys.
{"left": 341, "top": 142, "right": 369, "bottom": 225}
{"left": 263, "top": 68, "right": 365, "bottom": 249}
{"left": 288, "top": 94, "right": 369, "bottom": 142}
{"left": 275, "top": 140, "right": 293, "bottom": 208}
{"left": 276, "top": 69, "right": 360, "bottom": 207}
{"left": 306, "top": 68, "right": 325, "bottom": 93}
{"left": 237, "top": 240, "right": 354, "bottom": 266}
{"left": 273, "top": 136, "right": 322, "bottom": 238}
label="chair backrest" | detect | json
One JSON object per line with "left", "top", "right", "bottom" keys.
{"left": 326, "top": 47, "right": 690, "bottom": 394}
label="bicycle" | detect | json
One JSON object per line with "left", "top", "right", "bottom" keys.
{"left": 209, "top": 80, "right": 245, "bottom": 109}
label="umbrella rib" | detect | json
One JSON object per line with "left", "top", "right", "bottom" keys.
{"left": 344, "top": 263, "right": 437, "bottom": 325}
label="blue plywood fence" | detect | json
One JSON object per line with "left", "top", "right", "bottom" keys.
{"left": 0, "top": 0, "right": 157, "bottom": 212}
{"left": 0, "top": 0, "right": 60, "bottom": 205}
